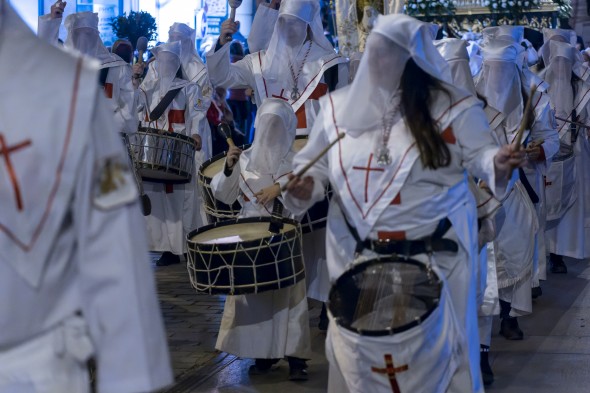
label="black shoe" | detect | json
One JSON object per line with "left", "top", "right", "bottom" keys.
{"left": 318, "top": 303, "right": 329, "bottom": 331}
{"left": 156, "top": 252, "right": 180, "bottom": 266}
{"left": 500, "top": 317, "right": 524, "bottom": 340}
{"left": 532, "top": 286, "right": 543, "bottom": 299}
{"left": 480, "top": 345, "right": 494, "bottom": 386}
{"left": 287, "top": 357, "right": 308, "bottom": 381}
{"left": 550, "top": 254, "right": 567, "bottom": 274}
{"left": 249, "top": 359, "right": 279, "bottom": 375}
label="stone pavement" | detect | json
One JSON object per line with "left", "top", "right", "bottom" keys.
{"left": 154, "top": 254, "right": 590, "bottom": 392}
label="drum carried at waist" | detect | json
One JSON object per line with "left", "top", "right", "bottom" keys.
{"left": 186, "top": 217, "right": 305, "bottom": 295}
{"left": 545, "top": 142, "right": 576, "bottom": 221}
{"left": 328, "top": 256, "right": 442, "bottom": 336}
{"left": 126, "top": 127, "right": 197, "bottom": 184}
{"left": 198, "top": 135, "right": 331, "bottom": 231}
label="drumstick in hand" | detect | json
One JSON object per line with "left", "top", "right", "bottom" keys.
{"left": 217, "top": 122, "right": 236, "bottom": 148}
{"left": 513, "top": 83, "right": 538, "bottom": 151}
{"left": 282, "top": 133, "right": 345, "bottom": 192}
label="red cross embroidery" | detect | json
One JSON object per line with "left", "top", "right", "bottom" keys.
{"left": 371, "top": 354, "right": 409, "bottom": 393}
{"left": 272, "top": 88, "right": 290, "bottom": 101}
{"left": 353, "top": 153, "right": 384, "bottom": 203}
{"left": 0, "top": 133, "right": 32, "bottom": 211}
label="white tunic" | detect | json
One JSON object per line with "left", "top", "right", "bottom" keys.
{"left": 137, "top": 78, "right": 209, "bottom": 254}
{"left": 284, "top": 86, "right": 509, "bottom": 393}
{"left": 37, "top": 14, "right": 138, "bottom": 134}
{"left": 545, "top": 83, "right": 590, "bottom": 260}
{"left": 210, "top": 153, "right": 311, "bottom": 359}
{"left": 206, "top": 43, "right": 348, "bottom": 136}
{"left": 0, "top": 5, "right": 172, "bottom": 392}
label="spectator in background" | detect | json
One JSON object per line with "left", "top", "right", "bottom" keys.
{"left": 227, "top": 41, "right": 255, "bottom": 142}
{"left": 576, "top": 35, "right": 586, "bottom": 51}
{"left": 207, "top": 86, "right": 245, "bottom": 156}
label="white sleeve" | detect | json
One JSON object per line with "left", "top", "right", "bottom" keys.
{"left": 76, "top": 91, "right": 173, "bottom": 393}
{"left": 452, "top": 106, "right": 512, "bottom": 200}
{"left": 283, "top": 108, "right": 331, "bottom": 214}
{"left": 211, "top": 160, "right": 241, "bottom": 205}
{"left": 115, "top": 65, "right": 139, "bottom": 133}
{"left": 531, "top": 103, "right": 560, "bottom": 171}
{"left": 185, "top": 83, "right": 212, "bottom": 161}
{"left": 206, "top": 43, "right": 256, "bottom": 90}
{"left": 37, "top": 14, "right": 61, "bottom": 46}
{"left": 247, "top": 4, "right": 279, "bottom": 53}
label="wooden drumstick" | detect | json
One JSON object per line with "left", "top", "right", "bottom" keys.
{"left": 513, "top": 83, "right": 538, "bottom": 152}
{"left": 555, "top": 116, "right": 590, "bottom": 130}
{"left": 282, "top": 133, "right": 345, "bottom": 192}
{"left": 226, "top": 0, "right": 243, "bottom": 42}
{"left": 217, "top": 122, "right": 236, "bottom": 148}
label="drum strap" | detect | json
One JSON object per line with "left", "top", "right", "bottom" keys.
{"left": 338, "top": 202, "right": 457, "bottom": 256}
{"left": 517, "top": 168, "right": 539, "bottom": 204}
{"left": 570, "top": 109, "right": 579, "bottom": 144}
{"left": 149, "top": 87, "right": 183, "bottom": 122}
{"left": 98, "top": 67, "right": 109, "bottom": 87}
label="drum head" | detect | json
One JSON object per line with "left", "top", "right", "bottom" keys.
{"left": 200, "top": 144, "right": 252, "bottom": 179}
{"left": 329, "top": 257, "right": 442, "bottom": 336}
{"left": 190, "top": 220, "right": 297, "bottom": 244}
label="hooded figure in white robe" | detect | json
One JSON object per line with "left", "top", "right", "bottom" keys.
{"left": 0, "top": 2, "right": 172, "bottom": 392}
{"left": 436, "top": 37, "right": 502, "bottom": 386}
{"left": 284, "top": 14, "right": 523, "bottom": 393}
{"left": 38, "top": 11, "right": 138, "bottom": 134}
{"left": 207, "top": 0, "right": 349, "bottom": 136}
{"left": 476, "top": 32, "right": 559, "bottom": 332}
{"left": 210, "top": 98, "right": 312, "bottom": 378}
{"left": 138, "top": 41, "right": 208, "bottom": 263}
{"left": 541, "top": 29, "right": 590, "bottom": 264}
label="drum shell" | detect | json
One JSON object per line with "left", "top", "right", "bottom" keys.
{"left": 328, "top": 256, "right": 442, "bottom": 337}
{"left": 198, "top": 146, "right": 250, "bottom": 223}
{"left": 186, "top": 217, "right": 306, "bottom": 295}
{"left": 545, "top": 143, "right": 576, "bottom": 221}
{"left": 128, "top": 127, "right": 196, "bottom": 184}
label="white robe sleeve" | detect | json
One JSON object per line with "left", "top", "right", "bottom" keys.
{"left": 205, "top": 43, "right": 257, "bottom": 90}
{"left": 283, "top": 109, "right": 331, "bottom": 214}
{"left": 247, "top": 4, "right": 279, "bottom": 53}
{"left": 76, "top": 91, "right": 173, "bottom": 393}
{"left": 114, "top": 65, "right": 139, "bottom": 133}
{"left": 211, "top": 160, "right": 241, "bottom": 205}
{"left": 37, "top": 14, "right": 60, "bottom": 46}
{"left": 185, "top": 83, "right": 212, "bottom": 161}
{"left": 531, "top": 102, "right": 560, "bottom": 172}
{"left": 452, "top": 106, "right": 511, "bottom": 200}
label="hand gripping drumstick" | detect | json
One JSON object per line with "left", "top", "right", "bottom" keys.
{"left": 136, "top": 36, "right": 148, "bottom": 65}
{"left": 282, "top": 133, "right": 346, "bottom": 192}
{"left": 217, "top": 122, "right": 236, "bottom": 148}
{"left": 226, "top": 0, "right": 243, "bottom": 42}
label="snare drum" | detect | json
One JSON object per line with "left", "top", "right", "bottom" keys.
{"left": 127, "top": 127, "right": 197, "bottom": 184}
{"left": 186, "top": 217, "right": 305, "bottom": 295}
{"left": 327, "top": 257, "right": 466, "bottom": 393}
{"left": 545, "top": 143, "right": 577, "bottom": 221}
{"left": 329, "top": 256, "right": 442, "bottom": 335}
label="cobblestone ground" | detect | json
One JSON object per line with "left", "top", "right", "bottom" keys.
{"left": 151, "top": 254, "right": 225, "bottom": 379}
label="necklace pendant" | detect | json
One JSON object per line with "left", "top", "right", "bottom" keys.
{"left": 376, "top": 146, "right": 392, "bottom": 166}
{"left": 290, "top": 88, "right": 299, "bottom": 101}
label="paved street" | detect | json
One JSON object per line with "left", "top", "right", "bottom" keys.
{"left": 153, "top": 255, "right": 590, "bottom": 393}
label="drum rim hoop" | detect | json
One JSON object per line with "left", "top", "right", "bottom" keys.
{"left": 137, "top": 126, "right": 197, "bottom": 146}
{"left": 328, "top": 256, "right": 442, "bottom": 337}
{"left": 186, "top": 216, "right": 301, "bottom": 249}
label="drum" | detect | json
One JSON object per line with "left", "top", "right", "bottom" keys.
{"left": 329, "top": 256, "right": 442, "bottom": 336}
{"left": 186, "top": 217, "right": 305, "bottom": 295}
{"left": 126, "top": 127, "right": 197, "bottom": 184}
{"left": 545, "top": 142, "right": 576, "bottom": 221}
{"left": 198, "top": 146, "right": 250, "bottom": 223}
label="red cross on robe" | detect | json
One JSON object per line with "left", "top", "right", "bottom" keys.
{"left": 0, "top": 133, "right": 32, "bottom": 211}
{"left": 371, "top": 354, "right": 409, "bottom": 393}
{"left": 352, "top": 153, "right": 384, "bottom": 203}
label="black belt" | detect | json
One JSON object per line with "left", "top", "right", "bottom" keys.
{"left": 341, "top": 206, "right": 458, "bottom": 256}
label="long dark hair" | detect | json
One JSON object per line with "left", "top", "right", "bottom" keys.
{"left": 399, "top": 58, "right": 452, "bottom": 170}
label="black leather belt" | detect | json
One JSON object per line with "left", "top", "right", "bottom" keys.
{"left": 341, "top": 207, "right": 458, "bottom": 256}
